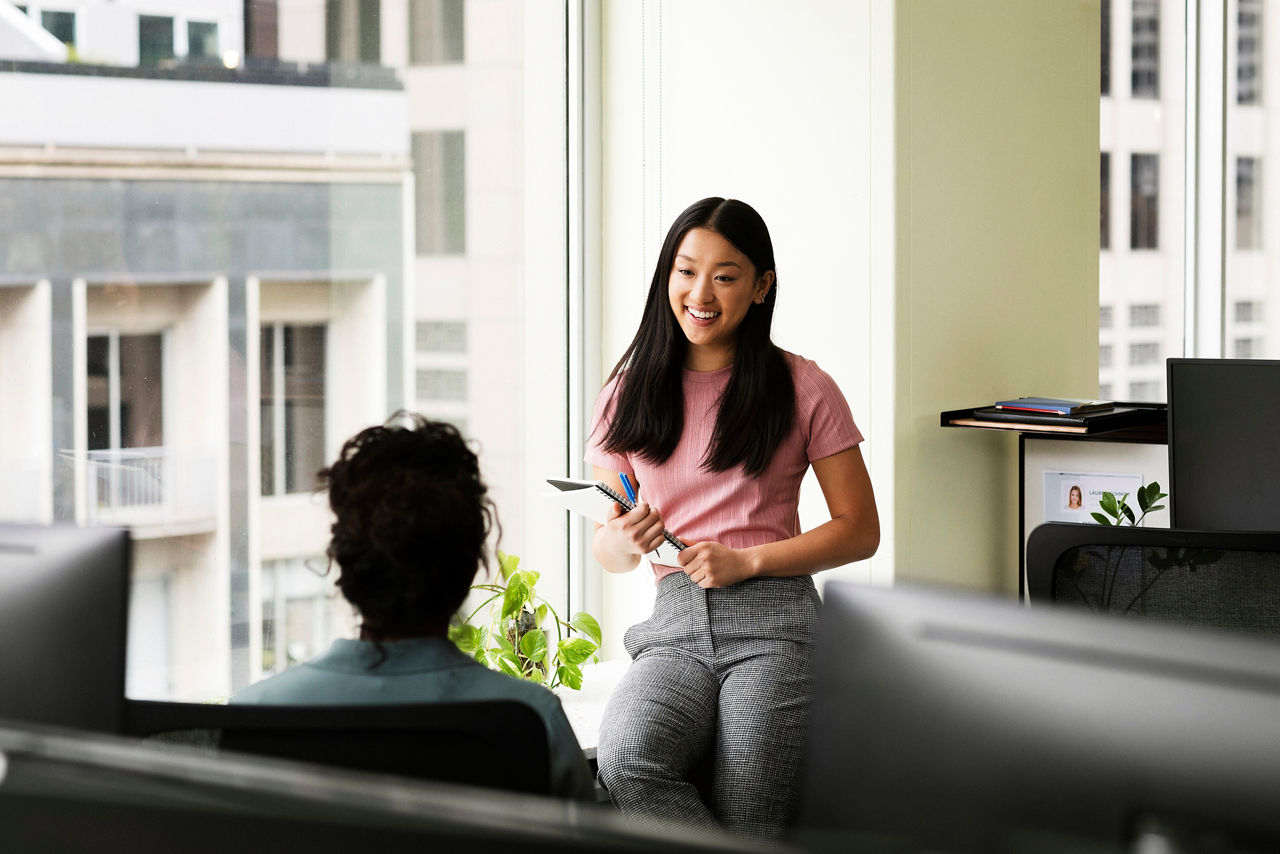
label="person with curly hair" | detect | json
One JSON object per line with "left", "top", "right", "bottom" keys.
{"left": 232, "top": 412, "right": 594, "bottom": 801}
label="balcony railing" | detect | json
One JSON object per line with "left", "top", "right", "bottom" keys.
{"left": 86, "top": 447, "right": 217, "bottom": 530}
{"left": 0, "top": 458, "right": 45, "bottom": 523}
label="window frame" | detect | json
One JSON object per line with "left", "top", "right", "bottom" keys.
{"left": 259, "top": 321, "right": 328, "bottom": 499}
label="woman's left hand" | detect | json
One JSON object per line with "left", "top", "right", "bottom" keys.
{"left": 677, "top": 541, "right": 758, "bottom": 589}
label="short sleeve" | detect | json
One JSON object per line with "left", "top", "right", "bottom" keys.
{"left": 584, "top": 376, "right": 631, "bottom": 470}
{"left": 797, "top": 361, "right": 864, "bottom": 462}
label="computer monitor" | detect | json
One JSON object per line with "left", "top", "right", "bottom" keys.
{"left": 0, "top": 523, "right": 131, "bottom": 733}
{"left": 793, "top": 582, "right": 1280, "bottom": 852}
{"left": 1167, "top": 357, "right": 1280, "bottom": 530}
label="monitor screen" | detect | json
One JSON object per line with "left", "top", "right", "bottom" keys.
{"left": 793, "top": 582, "right": 1280, "bottom": 852}
{"left": 0, "top": 524, "right": 130, "bottom": 733}
{"left": 1167, "top": 358, "right": 1280, "bottom": 530}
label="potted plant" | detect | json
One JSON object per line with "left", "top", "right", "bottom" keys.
{"left": 449, "top": 551, "right": 602, "bottom": 691}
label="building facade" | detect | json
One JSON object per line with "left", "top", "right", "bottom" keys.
{"left": 0, "top": 0, "right": 410, "bottom": 698}
{"left": 1101, "top": 0, "right": 1280, "bottom": 401}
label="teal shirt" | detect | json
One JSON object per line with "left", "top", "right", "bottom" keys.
{"left": 231, "top": 636, "right": 595, "bottom": 801}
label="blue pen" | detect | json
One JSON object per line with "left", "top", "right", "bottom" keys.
{"left": 618, "top": 472, "right": 638, "bottom": 505}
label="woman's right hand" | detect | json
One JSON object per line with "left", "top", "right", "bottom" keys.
{"left": 592, "top": 501, "right": 668, "bottom": 573}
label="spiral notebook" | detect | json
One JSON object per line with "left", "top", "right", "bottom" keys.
{"left": 544, "top": 477, "right": 686, "bottom": 564}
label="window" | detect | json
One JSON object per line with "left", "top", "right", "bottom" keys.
{"left": 1132, "top": 0, "right": 1160, "bottom": 98}
{"left": 41, "top": 10, "right": 75, "bottom": 47}
{"left": 1235, "top": 300, "right": 1262, "bottom": 323}
{"left": 1129, "top": 303, "right": 1161, "bottom": 327}
{"left": 1130, "top": 153, "right": 1159, "bottom": 248}
{"left": 1100, "top": 0, "right": 1185, "bottom": 402}
{"left": 1238, "top": 0, "right": 1262, "bottom": 105}
{"left": 87, "top": 333, "right": 164, "bottom": 452}
{"left": 1233, "top": 337, "right": 1263, "bottom": 358}
{"left": 1236, "top": 157, "right": 1261, "bottom": 249}
{"left": 410, "top": 0, "right": 464, "bottom": 65}
{"left": 417, "top": 320, "right": 467, "bottom": 354}
{"left": 1102, "top": 0, "right": 1111, "bottom": 95}
{"left": 1099, "top": 344, "right": 1113, "bottom": 368}
{"left": 139, "top": 15, "right": 175, "bottom": 68}
{"left": 1099, "top": 383, "right": 1114, "bottom": 399}
{"left": 1128, "top": 341, "right": 1161, "bottom": 365}
{"left": 416, "top": 368, "right": 467, "bottom": 402}
{"left": 326, "top": 0, "right": 380, "bottom": 64}
{"left": 1129, "top": 380, "right": 1161, "bottom": 400}
{"left": 187, "top": 21, "right": 220, "bottom": 63}
{"left": 1227, "top": 0, "right": 1278, "bottom": 357}
{"left": 5, "top": 4, "right": 570, "bottom": 702}
{"left": 260, "top": 557, "right": 351, "bottom": 677}
{"left": 1100, "top": 153, "right": 1110, "bottom": 249}
{"left": 260, "top": 324, "right": 327, "bottom": 496}
{"left": 244, "top": 0, "right": 278, "bottom": 60}
{"left": 86, "top": 332, "right": 166, "bottom": 519}
{"left": 412, "top": 131, "right": 466, "bottom": 255}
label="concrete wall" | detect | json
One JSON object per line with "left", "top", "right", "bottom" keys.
{"left": 0, "top": 71, "right": 406, "bottom": 156}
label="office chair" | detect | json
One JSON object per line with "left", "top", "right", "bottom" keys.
{"left": 1025, "top": 522, "right": 1280, "bottom": 636}
{"left": 122, "top": 698, "right": 552, "bottom": 795}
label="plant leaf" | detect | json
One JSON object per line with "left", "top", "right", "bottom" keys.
{"left": 557, "top": 663, "right": 583, "bottom": 691}
{"left": 520, "top": 629, "right": 548, "bottom": 663}
{"left": 570, "top": 612, "right": 603, "bottom": 647}
{"left": 496, "top": 652, "right": 522, "bottom": 678}
{"left": 498, "top": 551, "right": 520, "bottom": 581}
{"left": 449, "top": 623, "right": 482, "bottom": 653}
{"left": 1090, "top": 512, "right": 1113, "bottom": 526}
{"left": 535, "top": 604, "right": 549, "bottom": 626}
{"left": 525, "top": 666, "right": 546, "bottom": 685}
{"left": 1121, "top": 503, "right": 1136, "bottom": 525}
{"left": 1099, "top": 492, "right": 1119, "bottom": 518}
{"left": 557, "top": 637, "right": 597, "bottom": 666}
{"left": 495, "top": 633, "right": 516, "bottom": 656}
{"left": 501, "top": 573, "right": 530, "bottom": 620}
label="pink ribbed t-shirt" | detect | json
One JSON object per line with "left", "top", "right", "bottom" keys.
{"left": 585, "top": 350, "right": 863, "bottom": 580}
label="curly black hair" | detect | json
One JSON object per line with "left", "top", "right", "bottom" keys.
{"left": 321, "top": 412, "right": 496, "bottom": 638}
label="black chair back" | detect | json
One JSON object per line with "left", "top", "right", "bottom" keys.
{"left": 123, "top": 698, "right": 552, "bottom": 795}
{"left": 1026, "top": 522, "right": 1280, "bottom": 636}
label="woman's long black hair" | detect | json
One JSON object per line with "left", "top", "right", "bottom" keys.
{"left": 598, "top": 197, "right": 795, "bottom": 478}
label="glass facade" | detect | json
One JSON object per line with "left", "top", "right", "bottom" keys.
{"left": 1100, "top": 0, "right": 1186, "bottom": 401}
{"left": 1226, "top": 0, "right": 1279, "bottom": 357}
{"left": 0, "top": 0, "right": 561, "bottom": 700}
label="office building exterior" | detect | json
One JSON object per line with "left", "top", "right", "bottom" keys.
{"left": 1101, "top": 0, "right": 1278, "bottom": 401}
{"left": 0, "top": 0, "right": 410, "bottom": 698}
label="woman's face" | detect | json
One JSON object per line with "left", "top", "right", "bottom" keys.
{"left": 1069, "top": 487, "right": 1082, "bottom": 507}
{"left": 667, "top": 227, "right": 773, "bottom": 370}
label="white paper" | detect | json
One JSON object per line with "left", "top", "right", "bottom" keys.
{"left": 543, "top": 478, "right": 685, "bottom": 564}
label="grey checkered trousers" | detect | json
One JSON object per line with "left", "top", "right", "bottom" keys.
{"left": 596, "top": 570, "right": 820, "bottom": 839}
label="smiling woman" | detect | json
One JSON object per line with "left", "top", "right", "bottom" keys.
{"left": 584, "top": 197, "right": 879, "bottom": 838}
{"left": 668, "top": 227, "right": 774, "bottom": 371}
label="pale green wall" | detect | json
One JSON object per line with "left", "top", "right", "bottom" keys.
{"left": 891, "top": 0, "right": 1099, "bottom": 593}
